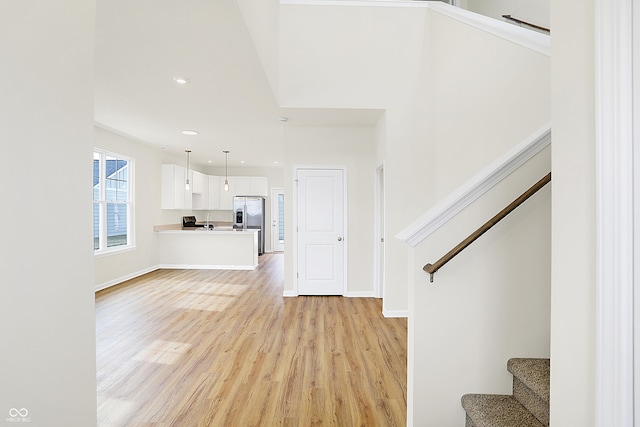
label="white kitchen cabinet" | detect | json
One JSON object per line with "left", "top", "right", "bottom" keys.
{"left": 233, "top": 176, "right": 268, "bottom": 197}
{"left": 162, "top": 166, "right": 268, "bottom": 210}
{"left": 192, "top": 172, "right": 209, "bottom": 210}
{"left": 192, "top": 171, "right": 206, "bottom": 194}
{"left": 208, "top": 175, "right": 220, "bottom": 210}
{"left": 218, "top": 176, "right": 235, "bottom": 210}
{"left": 161, "top": 164, "right": 192, "bottom": 209}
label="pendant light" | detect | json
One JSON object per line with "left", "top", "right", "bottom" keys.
{"left": 185, "top": 149, "right": 191, "bottom": 191}
{"left": 223, "top": 150, "right": 230, "bottom": 192}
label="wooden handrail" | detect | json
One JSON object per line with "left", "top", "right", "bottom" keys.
{"left": 424, "top": 173, "right": 551, "bottom": 282}
{"left": 502, "top": 15, "right": 550, "bottom": 34}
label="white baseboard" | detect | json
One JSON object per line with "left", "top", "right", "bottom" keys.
{"left": 95, "top": 263, "right": 258, "bottom": 293}
{"left": 158, "top": 264, "right": 257, "bottom": 271}
{"left": 346, "top": 291, "right": 377, "bottom": 298}
{"left": 95, "top": 265, "right": 159, "bottom": 292}
{"left": 283, "top": 291, "right": 381, "bottom": 298}
{"left": 383, "top": 309, "right": 409, "bottom": 318}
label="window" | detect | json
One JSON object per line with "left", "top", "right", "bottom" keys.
{"left": 94, "top": 149, "right": 134, "bottom": 254}
{"left": 277, "top": 193, "right": 285, "bottom": 243}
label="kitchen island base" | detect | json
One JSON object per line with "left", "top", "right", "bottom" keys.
{"left": 157, "top": 229, "right": 259, "bottom": 270}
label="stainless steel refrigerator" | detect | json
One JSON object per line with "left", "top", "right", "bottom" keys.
{"left": 233, "top": 196, "right": 265, "bottom": 255}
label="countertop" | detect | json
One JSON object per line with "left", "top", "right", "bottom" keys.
{"left": 157, "top": 228, "right": 257, "bottom": 235}
{"left": 154, "top": 223, "right": 258, "bottom": 235}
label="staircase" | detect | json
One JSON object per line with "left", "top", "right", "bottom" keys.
{"left": 461, "top": 358, "right": 550, "bottom": 427}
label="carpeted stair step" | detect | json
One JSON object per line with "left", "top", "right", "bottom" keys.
{"left": 507, "top": 358, "right": 550, "bottom": 426}
{"left": 461, "top": 394, "right": 544, "bottom": 427}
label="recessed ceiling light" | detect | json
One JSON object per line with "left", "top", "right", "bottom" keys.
{"left": 173, "top": 77, "right": 189, "bottom": 84}
{"left": 274, "top": 161, "right": 279, "bottom": 164}
{"left": 278, "top": 117, "right": 288, "bottom": 123}
{"left": 208, "top": 160, "right": 212, "bottom": 163}
{"left": 240, "top": 160, "right": 245, "bottom": 164}
{"left": 181, "top": 130, "right": 199, "bottom": 136}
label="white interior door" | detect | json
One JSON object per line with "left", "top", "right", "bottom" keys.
{"left": 297, "top": 169, "right": 345, "bottom": 295}
{"left": 271, "top": 188, "right": 285, "bottom": 252}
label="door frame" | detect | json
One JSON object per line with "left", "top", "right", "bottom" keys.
{"left": 594, "top": 0, "right": 636, "bottom": 424}
{"left": 292, "top": 165, "right": 348, "bottom": 296}
{"left": 270, "top": 187, "right": 285, "bottom": 252}
{"left": 373, "top": 163, "right": 385, "bottom": 299}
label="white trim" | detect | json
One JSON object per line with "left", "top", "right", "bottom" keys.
{"left": 346, "top": 291, "right": 376, "bottom": 298}
{"left": 283, "top": 290, "right": 298, "bottom": 297}
{"left": 94, "top": 265, "right": 159, "bottom": 292}
{"left": 595, "top": 0, "right": 635, "bottom": 425}
{"left": 634, "top": 1, "right": 640, "bottom": 421}
{"left": 373, "top": 164, "right": 385, "bottom": 299}
{"left": 271, "top": 187, "right": 285, "bottom": 253}
{"left": 158, "top": 264, "right": 257, "bottom": 271}
{"left": 94, "top": 245, "right": 137, "bottom": 258}
{"left": 93, "top": 148, "right": 136, "bottom": 255}
{"left": 281, "top": 1, "right": 550, "bottom": 56}
{"left": 427, "top": 2, "right": 550, "bottom": 57}
{"left": 382, "top": 309, "right": 408, "bottom": 318}
{"left": 291, "top": 167, "right": 300, "bottom": 296}
{"left": 395, "top": 124, "right": 551, "bottom": 247}
{"left": 281, "top": 0, "right": 430, "bottom": 8}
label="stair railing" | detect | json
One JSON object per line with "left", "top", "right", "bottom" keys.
{"left": 424, "top": 172, "right": 551, "bottom": 282}
{"left": 501, "top": 14, "right": 551, "bottom": 34}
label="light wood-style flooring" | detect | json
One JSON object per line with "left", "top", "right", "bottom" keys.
{"left": 96, "top": 254, "right": 407, "bottom": 426}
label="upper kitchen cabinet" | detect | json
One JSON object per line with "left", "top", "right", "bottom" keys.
{"left": 161, "top": 165, "right": 268, "bottom": 210}
{"left": 208, "top": 175, "right": 220, "bottom": 210}
{"left": 161, "top": 164, "right": 192, "bottom": 209}
{"left": 234, "top": 176, "right": 268, "bottom": 197}
{"left": 218, "top": 176, "right": 235, "bottom": 210}
{"left": 192, "top": 171, "right": 209, "bottom": 210}
{"left": 218, "top": 176, "right": 268, "bottom": 210}
{"left": 192, "top": 171, "right": 206, "bottom": 194}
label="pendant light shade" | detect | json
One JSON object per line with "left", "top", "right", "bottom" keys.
{"left": 223, "top": 150, "right": 230, "bottom": 192}
{"left": 185, "top": 150, "right": 191, "bottom": 191}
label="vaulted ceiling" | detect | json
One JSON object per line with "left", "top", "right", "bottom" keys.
{"left": 94, "top": 0, "right": 286, "bottom": 169}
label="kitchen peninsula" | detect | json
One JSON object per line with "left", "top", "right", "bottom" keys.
{"left": 155, "top": 225, "right": 259, "bottom": 270}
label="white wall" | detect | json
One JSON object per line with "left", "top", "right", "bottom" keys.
{"left": 279, "top": 3, "right": 427, "bottom": 108}
{"left": 283, "top": 125, "right": 377, "bottom": 297}
{"left": 549, "top": 0, "right": 596, "bottom": 424}
{"left": 94, "top": 127, "right": 164, "bottom": 290}
{"left": 235, "top": 0, "right": 280, "bottom": 100}
{"left": 0, "top": 1, "right": 97, "bottom": 425}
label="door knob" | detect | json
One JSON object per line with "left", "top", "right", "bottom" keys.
{"left": 338, "top": 237, "right": 343, "bottom": 241}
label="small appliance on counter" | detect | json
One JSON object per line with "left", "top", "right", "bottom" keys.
{"left": 182, "top": 215, "right": 202, "bottom": 229}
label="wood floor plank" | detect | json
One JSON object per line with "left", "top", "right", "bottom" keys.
{"left": 96, "top": 254, "right": 407, "bottom": 426}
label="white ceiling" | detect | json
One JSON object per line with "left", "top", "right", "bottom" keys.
{"left": 94, "top": 0, "right": 382, "bottom": 169}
